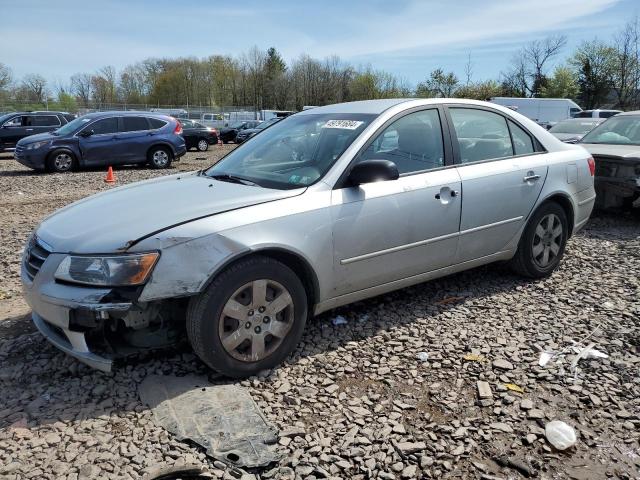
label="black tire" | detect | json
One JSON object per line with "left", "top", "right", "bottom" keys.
{"left": 148, "top": 146, "right": 173, "bottom": 169}
{"left": 187, "top": 256, "right": 308, "bottom": 378}
{"left": 196, "top": 138, "right": 209, "bottom": 152}
{"left": 46, "top": 150, "right": 76, "bottom": 173}
{"left": 510, "top": 202, "right": 569, "bottom": 278}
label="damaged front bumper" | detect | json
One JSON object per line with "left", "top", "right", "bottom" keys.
{"left": 21, "top": 246, "right": 133, "bottom": 372}
{"left": 594, "top": 155, "right": 640, "bottom": 208}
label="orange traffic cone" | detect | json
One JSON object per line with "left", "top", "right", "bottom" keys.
{"left": 105, "top": 166, "right": 116, "bottom": 184}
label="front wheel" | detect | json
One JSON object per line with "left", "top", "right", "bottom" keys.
{"left": 47, "top": 150, "right": 76, "bottom": 173}
{"left": 186, "top": 256, "right": 308, "bottom": 378}
{"left": 148, "top": 146, "right": 172, "bottom": 169}
{"left": 510, "top": 202, "right": 569, "bottom": 278}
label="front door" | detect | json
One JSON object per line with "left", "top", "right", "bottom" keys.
{"left": 78, "top": 117, "right": 120, "bottom": 167}
{"left": 331, "top": 108, "right": 462, "bottom": 297}
{"left": 447, "top": 106, "right": 548, "bottom": 262}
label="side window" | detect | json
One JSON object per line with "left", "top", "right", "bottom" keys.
{"left": 508, "top": 120, "right": 535, "bottom": 155}
{"left": 449, "top": 108, "right": 513, "bottom": 163}
{"left": 3, "top": 116, "right": 23, "bottom": 127}
{"left": 23, "top": 115, "right": 34, "bottom": 126}
{"left": 148, "top": 118, "right": 168, "bottom": 129}
{"left": 359, "top": 109, "right": 445, "bottom": 174}
{"left": 122, "top": 116, "right": 150, "bottom": 132}
{"left": 32, "top": 115, "right": 60, "bottom": 127}
{"left": 87, "top": 118, "right": 119, "bottom": 135}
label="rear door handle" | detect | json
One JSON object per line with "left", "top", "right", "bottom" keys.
{"left": 25, "top": 128, "right": 34, "bottom": 131}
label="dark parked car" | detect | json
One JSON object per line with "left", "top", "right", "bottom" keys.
{"left": 179, "top": 119, "right": 219, "bottom": 151}
{"left": 1, "top": 111, "right": 76, "bottom": 152}
{"left": 14, "top": 111, "right": 186, "bottom": 173}
{"left": 235, "top": 117, "right": 282, "bottom": 143}
{"left": 548, "top": 118, "right": 604, "bottom": 143}
{"left": 219, "top": 120, "right": 261, "bottom": 143}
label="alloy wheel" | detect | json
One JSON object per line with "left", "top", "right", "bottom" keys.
{"left": 54, "top": 153, "right": 72, "bottom": 171}
{"left": 532, "top": 213, "right": 563, "bottom": 268}
{"left": 218, "top": 279, "right": 294, "bottom": 362}
{"left": 197, "top": 140, "right": 208, "bottom": 151}
{"left": 152, "top": 150, "right": 169, "bottom": 167}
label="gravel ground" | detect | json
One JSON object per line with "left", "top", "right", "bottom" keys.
{"left": 0, "top": 151, "right": 639, "bottom": 479}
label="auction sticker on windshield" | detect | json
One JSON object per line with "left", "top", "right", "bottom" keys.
{"left": 322, "top": 120, "right": 364, "bottom": 130}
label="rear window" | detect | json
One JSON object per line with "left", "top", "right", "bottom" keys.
{"left": 32, "top": 115, "right": 61, "bottom": 127}
{"left": 148, "top": 118, "right": 168, "bottom": 129}
{"left": 122, "top": 116, "right": 149, "bottom": 132}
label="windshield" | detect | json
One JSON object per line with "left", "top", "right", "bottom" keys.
{"left": 54, "top": 116, "right": 92, "bottom": 135}
{"left": 550, "top": 120, "right": 600, "bottom": 134}
{"left": 581, "top": 116, "right": 640, "bottom": 145}
{"left": 205, "top": 113, "right": 376, "bottom": 189}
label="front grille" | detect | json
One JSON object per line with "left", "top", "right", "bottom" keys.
{"left": 24, "top": 236, "right": 51, "bottom": 281}
{"left": 14, "top": 144, "right": 25, "bottom": 159}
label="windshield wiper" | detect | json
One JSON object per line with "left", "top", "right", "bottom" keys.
{"left": 209, "top": 173, "right": 258, "bottom": 186}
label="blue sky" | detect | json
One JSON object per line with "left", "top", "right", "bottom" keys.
{"left": 0, "top": 0, "right": 634, "bottom": 87}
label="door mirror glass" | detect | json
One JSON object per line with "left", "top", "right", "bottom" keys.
{"left": 348, "top": 159, "right": 399, "bottom": 185}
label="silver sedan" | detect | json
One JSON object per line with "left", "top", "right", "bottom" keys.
{"left": 21, "top": 99, "right": 596, "bottom": 377}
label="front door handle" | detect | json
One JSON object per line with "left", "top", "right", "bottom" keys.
{"left": 523, "top": 172, "right": 540, "bottom": 182}
{"left": 25, "top": 128, "right": 34, "bottom": 131}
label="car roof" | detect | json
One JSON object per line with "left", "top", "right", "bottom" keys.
{"left": 558, "top": 118, "right": 603, "bottom": 123}
{"left": 613, "top": 111, "right": 640, "bottom": 116}
{"left": 80, "top": 111, "right": 173, "bottom": 120}
{"left": 297, "top": 99, "right": 414, "bottom": 115}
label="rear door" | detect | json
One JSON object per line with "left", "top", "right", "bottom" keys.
{"left": 115, "top": 116, "right": 152, "bottom": 163}
{"left": 31, "top": 114, "right": 62, "bottom": 135}
{"left": 78, "top": 117, "right": 120, "bottom": 167}
{"left": 447, "top": 106, "right": 548, "bottom": 262}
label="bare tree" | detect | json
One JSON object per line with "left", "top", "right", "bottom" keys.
{"left": 611, "top": 17, "right": 640, "bottom": 109}
{"left": 523, "top": 35, "right": 568, "bottom": 96}
{"left": 71, "top": 73, "right": 92, "bottom": 107}
{"left": 22, "top": 74, "right": 47, "bottom": 103}
{"left": 464, "top": 53, "right": 473, "bottom": 86}
{"left": 0, "top": 63, "right": 12, "bottom": 91}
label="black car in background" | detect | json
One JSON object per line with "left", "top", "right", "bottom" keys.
{"left": 218, "top": 120, "right": 261, "bottom": 143}
{"left": 0, "top": 111, "right": 76, "bottom": 152}
{"left": 179, "top": 119, "right": 219, "bottom": 151}
{"left": 235, "top": 117, "right": 283, "bottom": 143}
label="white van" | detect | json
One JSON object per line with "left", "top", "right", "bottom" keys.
{"left": 489, "top": 98, "right": 582, "bottom": 126}
{"left": 573, "top": 109, "right": 622, "bottom": 119}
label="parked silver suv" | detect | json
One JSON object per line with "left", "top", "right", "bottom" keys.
{"left": 21, "top": 99, "right": 596, "bottom": 377}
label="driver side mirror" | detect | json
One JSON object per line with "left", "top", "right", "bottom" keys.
{"left": 348, "top": 159, "right": 399, "bottom": 186}
{"left": 79, "top": 129, "right": 94, "bottom": 137}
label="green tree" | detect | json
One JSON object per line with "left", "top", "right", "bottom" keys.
{"left": 454, "top": 80, "right": 505, "bottom": 100}
{"left": 570, "top": 40, "right": 615, "bottom": 109}
{"left": 55, "top": 91, "right": 77, "bottom": 112}
{"left": 416, "top": 69, "right": 459, "bottom": 97}
{"left": 539, "top": 66, "right": 579, "bottom": 99}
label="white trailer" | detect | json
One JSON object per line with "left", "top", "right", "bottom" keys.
{"left": 489, "top": 97, "right": 582, "bottom": 126}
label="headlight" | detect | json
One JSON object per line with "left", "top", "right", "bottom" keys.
{"left": 54, "top": 253, "right": 159, "bottom": 286}
{"left": 25, "top": 140, "right": 51, "bottom": 150}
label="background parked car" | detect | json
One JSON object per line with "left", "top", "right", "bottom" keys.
{"left": 219, "top": 120, "right": 261, "bottom": 143}
{"left": 573, "top": 109, "right": 622, "bottom": 119}
{"left": 0, "top": 111, "right": 76, "bottom": 152}
{"left": 14, "top": 112, "right": 186, "bottom": 173}
{"left": 548, "top": 118, "right": 604, "bottom": 143}
{"left": 579, "top": 111, "right": 640, "bottom": 209}
{"left": 179, "top": 119, "right": 219, "bottom": 151}
{"left": 235, "top": 117, "right": 282, "bottom": 143}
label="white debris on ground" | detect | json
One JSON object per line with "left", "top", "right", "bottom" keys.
{"left": 0, "top": 152, "right": 639, "bottom": 479}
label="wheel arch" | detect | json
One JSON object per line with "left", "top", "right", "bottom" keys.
{"left": 200, "top": 247, "right": 320, "bottom": 311}
{"left": 146, "top": 142, "right": 175, "bottom": 159}
{"left": 536, "top": 192, "right": 575, "bottom": 237}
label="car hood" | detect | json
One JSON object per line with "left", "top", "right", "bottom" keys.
{"left": 17, "top": 132, "right": 56, "bottom": 145}
{"left": 37, "top": 171, "right": 305, "bottom": 253}
{"left": 238, "top": 128, "right": 260, "bottom": 135}
{"left": 580, "top": 143, "right": 640, "bottom": 159}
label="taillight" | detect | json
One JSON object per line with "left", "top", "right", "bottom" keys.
{"left": 587, "top": 156, "right": 595, "bottom": 176}
{"left": 174, "top": 122, "right": 183, "bottom": 135}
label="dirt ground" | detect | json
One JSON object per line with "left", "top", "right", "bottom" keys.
{"left": 0, "top": 149, "right": 638, "bottom": 479}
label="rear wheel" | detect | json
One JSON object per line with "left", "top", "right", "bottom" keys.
{"left": 187, "top": 256, "right": 308, "bottom": 378}
{"left": 510, "top": 202, "right": 568, "bottom": 278}
{"left": 148, "top": 146, "right": 172, "bottom": 169}
{"left": 47, "top": 150, "right": 76, "bottom": 173}
{"left": 197, "top": 139, "right": 209, "bottom": 152}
